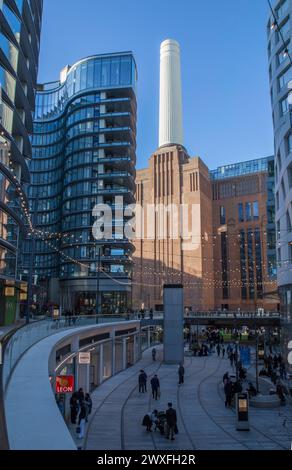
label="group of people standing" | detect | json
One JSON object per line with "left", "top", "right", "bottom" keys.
{"left": 140, "top": 362, "right": 185, "bottom": 442}
{"left": 143, "top": 403, "right": 178, "bottom": 440}
{"left": 70, "top": 388, "right": 92, "bottom": 439}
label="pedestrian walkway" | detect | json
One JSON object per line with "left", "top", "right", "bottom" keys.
{"left": 83, "top": 348, "right": 292, "bottom": 450}
{"left": 0, "top": 321, "right": 25, "bottom": 340}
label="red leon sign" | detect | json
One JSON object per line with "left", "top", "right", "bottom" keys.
{"left": 56, "top": 375, "right": 74, "bottom": 394}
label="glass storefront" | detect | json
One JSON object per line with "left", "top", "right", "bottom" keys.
{"left": 74, "top": 291, "right": 129, "bottom": 314}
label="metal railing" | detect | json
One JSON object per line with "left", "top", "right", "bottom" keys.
{"left": 184, "top": 311, "right": 281, "bottom": 319}
{"left": 132, "top": 310, "right": 281, "bottom": 320}
{"left": 2, "top": 314, "right": 129, "bottom": 396}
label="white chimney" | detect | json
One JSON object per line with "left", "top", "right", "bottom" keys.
{"left": 159, "top": 39, "right": 184, "bottom": 148}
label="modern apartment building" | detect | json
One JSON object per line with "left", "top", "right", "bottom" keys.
{"left": 267, "top": 0, "right": 292, "bottom": 318}
{"left": 0, "top": 0, "right": 43, "bottom": 325}
{"left": 211, "top": 157, "right": 278, "bottom": 312}
{"left": 25, "top": 53, "right": 137, "bottom": 314}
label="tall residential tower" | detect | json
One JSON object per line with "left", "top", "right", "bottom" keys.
{"left": 267, "top": 0, "right": 292, "bottom": 354}
{"left": 26, "top": 53, "right": 137, "bottom": 314}
{"left": 0, "top": 0, "right": 43, "bottom": 325}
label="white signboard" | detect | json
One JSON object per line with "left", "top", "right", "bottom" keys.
{"left": 78, "top": 352, "right": 91, "bottom": 364}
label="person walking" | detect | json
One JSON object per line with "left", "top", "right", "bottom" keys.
{"left": 224, "top": 380, "right": 233, "bottom": 408}
{"left": 222, "top": 346, "right": 226, "bottom": 358}
{"left": 230, "top": 352, "right": 234, "bottom": 367}
{"left": 178, "top": 363, "right": 185, "bottom": 385}
{"left": 165, "top": 403, "right": 177, "bottom": 441}
{"left": 152, "top": 347, "right": 157, "bottom": 361}
{"left": 143, "top": 370, "right": 148, "bottom": 392}
{"left": 139, "top": 370, "right": 147, "bottom": 393}
{"left": 280, "top": 362, "right": 287, "bottom": 381}
{"left": 142, "top": 413, "right": 152, "bottom": 432}
{"left": 85, "top": 393, "right": 92, "bottom": 422}
{"left": 77, "top": 387, "right": 85, "bottom": 404}
{"left": 77, "top": 401, "right": 87, "bottom": 439}
{"left": 70, "top": 392, "right": 79, "bottom": 424}
{"left": 151, "top": 375, "right": 160, "bottom": 400}
{"left": 223, "top": 371, "right": 229, "bottom": 384}
{"left": 216, "top": 344, "right": 221, "bottom": 357}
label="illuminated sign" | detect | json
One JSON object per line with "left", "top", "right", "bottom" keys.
{"left": 78, "top": 352, "right": 91, "bottom": 364}
{"left": 53, "top": 308, "right": 60, "bottom": 318}
{"left": 5, "top": 287, "right": 15, "bottom": 296}
{"left": 55, "top": 375, "right": 74, "bottom": 393}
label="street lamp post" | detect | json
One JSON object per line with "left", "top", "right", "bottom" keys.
{"left": 25, "top": 229, "right": 36, "bottom": 325}
{"left": 236, "top": 340, "right": 239, "bottom": 382}
{"left": 255, "top": 328, "right": 259, "bottom": 393}
{"left": 95, "top": 244, "right": 101, "bottom": 322}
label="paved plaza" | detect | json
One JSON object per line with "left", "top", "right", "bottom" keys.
{"left": 79, "top": 348, "right": 292, "bottom": 451}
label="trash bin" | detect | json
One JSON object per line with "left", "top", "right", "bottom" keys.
{"left": 236, "top": 392, "right": 249, "bottom": 431}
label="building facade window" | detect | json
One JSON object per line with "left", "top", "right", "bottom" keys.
{"left": 254, "top": 228, "right": 263, "bottom": 299}
{"left": 240, "top": 230, "right": 247, "bottom": 300}
{"left": 281, "top": 96, "right": 289, "bottom": 115}
{"left": 279, "top": 67, "right": 292, "bottom": 90}
{"left": 247, "top": 229, "right": 254, "bottom": 299}
{"left": 221, "top": 232, "right": 229, "bottom": 300}
{"left": 245, "top": 202, "right": 252, "bottom": 221}
{"left": 220, "top": 206, "right": 226, "bottom": 225}
{"left": 253, "top": 201, "right": 259, "bottom": 220}
{"left": 238, "top": 203, "right": 244, "bottom": 222}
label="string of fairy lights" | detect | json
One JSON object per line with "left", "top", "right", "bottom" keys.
{"left": 2, "top": 0, "right": 291, "bottom": 291}
{"left": 268, "top": 0, "right": 292, "bottom": 66}
{"left": 2, "top": 156, "right": 285, "bottom": 290}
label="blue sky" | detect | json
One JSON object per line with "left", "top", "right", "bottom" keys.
{"left": 39, "top": 0, "right": 273, "bottom": 170}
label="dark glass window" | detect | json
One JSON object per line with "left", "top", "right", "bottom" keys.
{"left": 80, "top": 63, "right": 87, "bottom": 90}
{"left": 247, "top": 230, "right": 254, "bottom": 299}
{"left": 267, "top": 230, "right": 276, "bottom": 250}
{"left": 240, "top": 231, "right": 247, "bottom": 299}
{"left": 120, "top": 57, "right": 132, "bottom": 85}
{"left": 254, "top": 229, "right": 263, "bottom": 299}
{"left": 238, "top": 203, "right": 244, "bottom": 222}
{"left": 94, "top": 59, "right": 101, "bottom": 88}
{"left": 87, "top": 60, "right": 94, "bottom": 89}
{"left": 268, "top": 206, "right": 275, "bottom": 224}
{"left": 220, "top": 206, "right": 226, "bottom": 225}
{"left": 110, "top": 58, "right": 120, "bottom": 86}
{"left": 101, "top": 58, "right": 110, "bottom": 86}
{"left": 253, "top": 201, "right": 259, "bottom": 220}
{"left": 221, "top": 232, "right": 228, "bottom": 299}
{"left": 245, "top": 202, "right": 252, "bottom": 221}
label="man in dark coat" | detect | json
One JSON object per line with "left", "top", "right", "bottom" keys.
{"left": 165, "top": 403, "right": 177, "bottom": 441}
{"left": 139, "top": 370, "right": 147, "bottom": 393}
{"left": 150, "top": 375, "right": 160, "bottom": 400}
{"left": 178, "top": 363, "right": 185, "bottom": 385}
{"left": 224, "top": 380, "right": 233, "bottom": 408}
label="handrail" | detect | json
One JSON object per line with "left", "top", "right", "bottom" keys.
{"left": 0, "top": 324, "right": 28, "bottom": 450}
{"left": 2, "top": 315, "right": 131, "bottom": 396}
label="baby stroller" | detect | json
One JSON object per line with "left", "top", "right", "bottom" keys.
{"left": 156, "top": 411, "right": 167, "bottom": 435}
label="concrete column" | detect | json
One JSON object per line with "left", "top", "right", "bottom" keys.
{"left": 122, "top": 338, "right": 127, "bottom": 370}
{"left": 77, "top": 363, "right": 90, "bottom": 393}
{"left": 163, "top": 284, "right": 184, "bottom": 364}
{"left": 112, "top": 335, "right": 116, "bottom": 376}
{"left": 99, "top": 344, "right": 104, "bottom": 384}
{"left": 133, "top": 334, "right": 137, "bottom": 363}
{"left": 71, "top": 336, "right": 79, "bottom": 390}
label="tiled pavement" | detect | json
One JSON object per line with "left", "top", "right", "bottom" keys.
{"left": 72, "top": 348, "right": 292, "bottom": 450}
